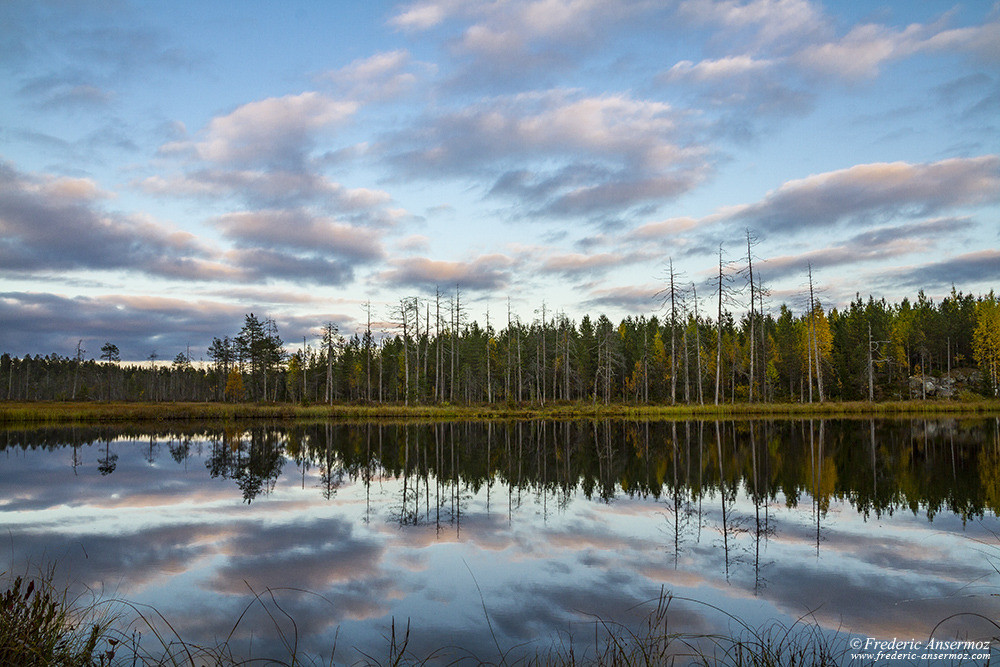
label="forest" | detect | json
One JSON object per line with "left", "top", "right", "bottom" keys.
{"left": 3, "top": 279, "right": 998, "bottom": 406}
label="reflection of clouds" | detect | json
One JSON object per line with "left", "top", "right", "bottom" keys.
{"left": 209, "top": 518, "right": 385, "bottom": 595}
{"left": 488, "top": 576, "right": 661, "bottom": 645}
{"left": 5, "top": 426, "right": 1000, "bottom": 663}
{"left": 6, "top": 524, "right": 225, "bottom": 593}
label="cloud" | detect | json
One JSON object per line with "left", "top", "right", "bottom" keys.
{"left": 677, "top": 0, "right": 829, "bottom": 53}
{"left": 389, "top": 0, "right": 462, "bottom": 31}
{"left": 224, "top": 248, "right": 360, "bottom": 287}
{"left": 392, "top": 0, "right": 649, "bottom": 44}
{"left": 389, "top": 89, "right": 709, "bottom": 219}
{"left": 656, "top": 57, "right": 816, "bottom": 129}
{"left": 540, "top": 252, "right": 650, "bottom": 278}
{"left": 161, "top": 92, "right": 357, "bottom": 170}
{"left": 320, "top": 50, "right": 424, "bottom": 102}
{"left": 378, "top": 255, "right": 514, "bottom": 291}
{"left": 629, "top": 216, "right": 702, "bottom": 240}
{"left": 0, "top": 159, "right": 397, "bottom": 290}
{"left": 391, "top": 0, "right": 661, "bottom": 88}
{"left": 724, "top": 156, "right": 1000, "bottom": 232}
{"left": 212, "top": 210, "right": 385, "bottom": 261}
{"left": 795, "top": 22, "right": 925, "bottom": 80}
{"left": 795, "top": 19, "right": 1000, "bottom": 80}
{"left": 138, "top": 169, "right": 404, "bottom": 229}
{"left": 396, "top": 235, "right": 431, "bottom": 253}
{"left": 0, "top": 160, "right": 228, "bottom": 280}
{"left": 663, "top": 55, "right": 775, "bottom": 83}
{"left": 887, "top": 249, "right": 1000, "bottom": 290}
{"left": 760, "top": 218, "right": 974, "bottom": 281}
{"left": 19, "top": 73, "right": 115, "bottom": 109}
{"left": 0, "top": 292, "right": 246, "bottom": 360}
{"left": 3, "top": 7, "right": 200, "bottom": 110}
{"left": 140, "top": 169, "right": 370, "bottom": 204}
{"left": 584, "top": 284, "right": 662, "bottom": 312}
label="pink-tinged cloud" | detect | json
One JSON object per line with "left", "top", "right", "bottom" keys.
{"left": 379, "top": 255, "right": 515, "bottom": 290}
{"left": 213, "top": 210, "right": 384, "bottom": 261}
{"left": 725, "top": 156, "right": 1000, "bottom": 232}
{"left": 161, "top": 92, "right": 357, "bottom": 169}
{"left": 629, "top": 216, "right": 701, "bottom": 240}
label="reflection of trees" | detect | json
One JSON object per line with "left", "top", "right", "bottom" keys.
{"left": 144, "top": 435, "right": 159, "bottom": 465}
{"left": 97, "top": 440, "right": 117, "bottom": 475}
{"left": 234, "top": 430, "right": 285, "bottom": 503}
{"left": 318, "top": 424, "right": 344, "bottom": 501}
{"left": 169, "top": 436, "right": 191, "bottom": 464}
{"left": 9, "top": 417, "right": 1000, "bottom": 521}
{"left": 748, "top": 421, "right": 775, "bottom": 594}
{"left": 204, "top": 428, "right": 285, "bottom": 503}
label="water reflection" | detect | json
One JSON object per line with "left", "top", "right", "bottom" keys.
{"left": 8, "top": 418, "right": 994, "bottom": 517}
{"left": 1, "top": 418, "right": 999, "bottom": 662}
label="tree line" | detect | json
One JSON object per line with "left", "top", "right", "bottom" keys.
{"left": 3, "top": 271, "right": 999, "bottom": 405}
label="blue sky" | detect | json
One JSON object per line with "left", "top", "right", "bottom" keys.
{"left": 1, "top": 0, "right": 998, "bottom": 360}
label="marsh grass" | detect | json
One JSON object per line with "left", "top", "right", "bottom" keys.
{"left": 532, "top": 591, "right": 854, "bottom": 667}
{"left": 4, "top": 566, "right": 997, "bottom": 666}
{"left": 2, "top": 566, "right": 858, "bottom": 666}
{"left": 3, "top": 398, "right": 999, "bottom": 426}
{"left": 0, "top": 564, "right": 120, "bottom": 666}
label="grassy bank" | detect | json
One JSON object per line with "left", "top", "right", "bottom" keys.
{"left": 2, "top": 398, "right": 999, "bottom": 425}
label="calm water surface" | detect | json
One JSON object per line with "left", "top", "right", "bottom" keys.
{"left": 2, "top": 418, "right": 999, "bottom": 663}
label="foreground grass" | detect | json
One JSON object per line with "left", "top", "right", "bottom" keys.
{"left": 0, "top": 567, "right": 860, "bottom": 666}
{"left": 2, "top": 398, "right": 999, "bottom": 425}
{"left": 8, "top": 566, "right": 997, "bottom": 666}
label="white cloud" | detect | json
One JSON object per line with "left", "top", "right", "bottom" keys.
{"left": 664, "top": 55, "right": 775, "bottom": 82}
{"left": 389, "top": 1, "right": 459, "bottom": 31}
{"left": 162, "top": 92, "right": 357, "bottom": 169}
{"left": 677, "top": 0, "right": 828, "bottom": 52}
{"left": 321, "top": 50, "right": 423, "bottom": 102}
{"left": 796, "top": 19, "right": 1000, "bottom": 80}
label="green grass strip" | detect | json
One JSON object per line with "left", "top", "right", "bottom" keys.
{"left": 2, "top": 398, "right": 998, "bottom": 425}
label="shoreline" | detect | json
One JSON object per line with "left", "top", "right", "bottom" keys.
{"left": 2, "top": 398, "right": 999, "bottom": 424}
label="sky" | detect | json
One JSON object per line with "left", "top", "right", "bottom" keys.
{"left": 1, "top": 0, "right": 999, "bottom": 361}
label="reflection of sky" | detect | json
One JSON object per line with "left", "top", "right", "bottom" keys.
{"left": 2, "top": 436, "right": 1000, "bottom": 663}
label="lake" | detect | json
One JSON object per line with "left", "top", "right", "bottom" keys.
{"left": 2, "top": 418, "right": 999, "bottom": 664}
